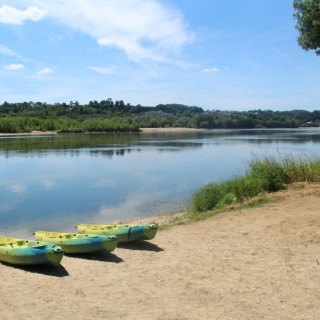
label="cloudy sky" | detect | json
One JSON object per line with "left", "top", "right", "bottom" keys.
{"left": 0, "top": 0, "right": 319, "bottom": 110}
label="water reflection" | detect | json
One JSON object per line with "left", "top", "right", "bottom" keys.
{"left": 1, "top": 129, "right": 320, "bottom": 158}
{"left": 1, "top": 129, "right": 320, "bottom": 238}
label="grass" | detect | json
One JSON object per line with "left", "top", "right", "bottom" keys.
{"left": 187, "top": 153, "right": 320, "bottom": 220}
{"left": 241, "top": 197, "right": 277, "bottom": 209}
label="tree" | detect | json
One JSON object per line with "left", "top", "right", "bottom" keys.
{"left": 293, "top": 0, "right": 320, "bottom": 55}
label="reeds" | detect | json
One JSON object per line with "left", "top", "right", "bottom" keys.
{"left": 188, "top": 153, "right": 320, "bottom": 217}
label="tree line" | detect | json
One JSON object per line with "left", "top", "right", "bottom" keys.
{"left": 0, "top": 100, "right": 319, "bottom": 133}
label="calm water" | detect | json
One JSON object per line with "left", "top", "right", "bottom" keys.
{"left": 1, "top": 128, "right": 320, "bottom": 238}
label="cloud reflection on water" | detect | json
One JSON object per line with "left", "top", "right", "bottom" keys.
{"left": 8, "top": 183, "right": 26, "bottom": 193}
{"left": 1, "top": 129, "right": 320, "bottom": 238}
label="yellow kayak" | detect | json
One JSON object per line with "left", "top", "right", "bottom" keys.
{"left": 77, "top": 223, "right": 158, "bottom": 242}
{"left": 0, "top": 236, "right": 63, "bottom": 266}
{"left": 34, "top": 231, "right": 118, "bottom": 254}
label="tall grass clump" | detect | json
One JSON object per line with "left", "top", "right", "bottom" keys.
{"left": 188, "top": 175, "right": 265, "bottom": 218}
{"left": 188, "top": 152, "right": 320, "bottom": 219}
{"left": 230, "top": 174, "right": 265, "bottom": 202}
{"left": 190, "top": 182, "right": 235, "bottom": 215}
{"left": 249, "top": 153, "right": 320, "bottom": 185}
{"left": 248, "top": 153, "right": 289, "bottom": 192}
{"left": 280, "top": 153, "right": 320, "bottom": 182}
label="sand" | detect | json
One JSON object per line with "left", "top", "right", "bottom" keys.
{"left": 0, "top": 182, "right": 320, "bottom": 320}
{"left": 140, "top": 127, "right": 205, "bottom": 132}
{"left": 0, "top": 131, "right": 57, "bottom": 137}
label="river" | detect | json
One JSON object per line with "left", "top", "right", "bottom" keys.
{"left": 0, "top": 128, "right": 319, "bottom": 238}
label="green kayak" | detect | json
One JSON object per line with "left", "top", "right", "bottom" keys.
{"left": 77, "top": 223, "right": 158, "bottom": 242}
{"left": 34, "top": 231, "right": 118, "bottom": 254}
{"left": 0, "top": 236, "right": 64, "bottom": 266}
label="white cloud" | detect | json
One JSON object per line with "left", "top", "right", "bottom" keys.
{"left": 4, "top": 63, "right": 25, "bottom": 71}
{"left": 41, "top": 180, "right": 55, "bottom": 189}
{"left": 98, "top": 192, "right": 150, "bottom": 221}
{"left": 0, "top": 44, "right": 22, "bottom": 59}
{"left": 8, "top": 184, "right": 26, "bottom": 193}
{"left": 89, "top": 66, "right": 116, "bottom": 74}
{"left": 92, "top": 179, "right": 117, "bottom": 188}
{"left": 17, "top": 0, "right": 193, "bottom": 63}
{"left": 0, "top": 5, "right": 46, "bottom": 25}
{"left": 38, "top": 67, "right": 54, "bottom": 74}
{"left": 203, "top": 67, "right": 220, "bottom": 73}
{"left": 175, "top": 60, "right": 196, "bottom": 69}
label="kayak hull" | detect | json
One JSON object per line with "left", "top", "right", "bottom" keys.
{"left": 34, "top": 231, "right": 118, "bottom": 254}
{"left": 0, "top": 237, "right": 64, "bottom": 266}
{"left": 77, "top": 223, "right": 158, "bottom": 242}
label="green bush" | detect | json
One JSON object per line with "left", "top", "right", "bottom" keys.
{"left": 189, "top": 182, "right": 235, "bottom": 213}
{"left": 188, "top": 153, "right": 320, "bottom": 218}
{"left": 0, "top": 116, "right": 140, "bottom": 134}
{"left": 248, "top": 154, "right": 288, "bottom": 192}
{"left": 282, "top": 154, "right": 320, "bottom": 182}
{"left": 0, "top": 118, "right": 19, "bottom": 133}
{"left": 230, "top": 175, "right": 265, "bottom": 202}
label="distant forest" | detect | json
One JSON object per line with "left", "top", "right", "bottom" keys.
{"left": 0, "top": 99, "right": 319, "bottom": 133}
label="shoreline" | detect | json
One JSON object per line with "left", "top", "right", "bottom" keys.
{"left": 140, "top": 127, "right": 205, "bottom": 132}
{"left": 0, "top": 182, "right": 319, "bottom": 319}
{"left": 0, "top": 130, "right": 57, "bottom": 136}
{"left": 0, "top": 128, "right": 202, "bottom": 137}
{"left": 0, "top": 126, "right": 319, "bottom": 137}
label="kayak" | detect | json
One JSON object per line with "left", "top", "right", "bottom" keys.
{"left": 77, "top": 223, "right": 158, "bottom": 242}
{"left": 34, "top": 231, "right": 118, "bottom": 254}
{"left": 0, "top": 236, "right": 64, "bottom": 266}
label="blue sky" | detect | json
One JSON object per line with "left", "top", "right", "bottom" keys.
{"left": 0, "top": 0, "right": 319, "bottom": 111}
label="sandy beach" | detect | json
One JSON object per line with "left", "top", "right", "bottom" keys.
{"left": 140, "top": 127, "right": 205, "bottom": 132}
{"left": 0, "top": 126, "right": 318, "bottom": 137}
{"left": 0, "top": 182, "right": 319, "bottom": 319}
{"left": 0, "top": 130, "right": 57, "bottom": 137}
{"left": 0, "top": 128, "right": 201, "bottom": 137}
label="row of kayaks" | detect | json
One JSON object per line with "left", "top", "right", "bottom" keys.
{"left": 0, "top": 223, "right": 158, "bottom": 267}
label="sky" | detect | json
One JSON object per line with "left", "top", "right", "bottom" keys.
{"left": 0, "top": 0, "right": 319, "bottom": 111}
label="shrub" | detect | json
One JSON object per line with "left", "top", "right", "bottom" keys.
{"left": 189, "top": 182, "right": 235, "bottom": 214}
{"left": 282, "top": 154, "right": 320, "bottom": 182}
{"left": 230, "top": 175, "right": 265, "bottom": 202}
{"left": 248, "top": 154, "right": 288, "bottom": 192}
{"left": 188, "top": 153, "right": 320, "bottom": 217}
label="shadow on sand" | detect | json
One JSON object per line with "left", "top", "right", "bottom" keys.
{"left": 1, "top": 262, "right": 69, "bottom": 277}
{"left": 118, "top": 241, "right": 164, "bottom": 252}
{"left": 65, "top": 251, "right": 123, "bottom": 263}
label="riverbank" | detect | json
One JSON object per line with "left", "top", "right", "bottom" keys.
{"left": 0, "top": 182, "right": 319, "bottom": 319}
{"left": 0, "top": 128, "right": 203, "bottom": 136}
{"left": 0, "top": 130, "right": 57, "bottom": 136}
{"left": 0, "top": 126, "right": 319, "bottom": 137}
{"left": 140, "top": 127, "right": 205, "bottom": 132}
